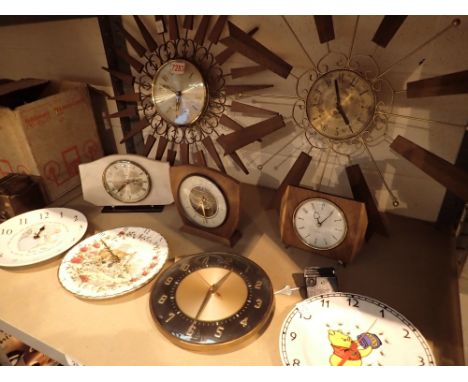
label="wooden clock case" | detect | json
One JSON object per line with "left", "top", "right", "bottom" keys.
{"left": 170, "top": 165, "right": 241, "bottom": 247}
{"left": 279, "top": 185, "right": 368, "bottom": 264}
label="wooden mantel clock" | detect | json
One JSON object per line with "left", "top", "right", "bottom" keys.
{"left": 170, "top": 165, "right": 241, "bottom": 247}
{"left": 279, "top": 185, "right": 368, "bottom": 264}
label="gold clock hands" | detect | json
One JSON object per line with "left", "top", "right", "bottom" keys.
{"left": 100, "top": 239, "right": 120, "bottom": 263}
{"left": 198, "top": 198, "right": 208, "bottom": 223}
{"left": 194, "top": 269, "right": 233, "bottom": 320}
{"left": 33, "top": 226, "right": 45, "bottom": 239}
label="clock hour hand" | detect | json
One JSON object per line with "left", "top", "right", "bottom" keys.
{"left": 194, "top": 269, "right": 232, "bottom": 320}
{"left": 334, "top": 79, "right": 341, "bottom": 105}
{"left": 100, "top": 239, "right": 120, "bottom": 263}
{"left": 33, "top": 225, "right": 45, "bottom": 239}
{"left": 161, "top": 84, "right": 178, "bottom": 94}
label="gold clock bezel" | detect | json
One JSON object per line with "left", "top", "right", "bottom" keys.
{"left": 151, "top": 59, "right": 209, "bottom": 127}
{"left": 102, "top": 159, "right": 151, "bottom": 203}
{"left": 292, "top": 197, "right": 348, "bottom": 251}
{"left": 305, "top": 68, "right": 377, "bottom": 141}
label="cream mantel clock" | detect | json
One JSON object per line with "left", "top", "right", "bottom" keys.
{"left": 79, "top": 154, "right": 174, "bottom": 211}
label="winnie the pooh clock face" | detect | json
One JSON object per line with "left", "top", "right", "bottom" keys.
{"left": 279, "top": 293, "right": 435, "bottom": 366}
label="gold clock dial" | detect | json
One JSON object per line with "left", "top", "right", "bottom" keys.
{"left": 150, "top": 252, "right": 274, "bottom": 351}
{"left": 293, "top": 198, "right": 348, "bottom": 250}
{"left": 178, "top": 175, "right": 228, "bottom": 229}
{"left": 151, "top": 59, "right": 208, "bottom": 126}
{"left": 102, "top": 160, "right": 151, "bottom": 203}
{"left": 306, "top": 69, "right": 376, "bottom": 140}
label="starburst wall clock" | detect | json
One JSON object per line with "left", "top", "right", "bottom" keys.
{"left": 103, "top": 16, "right": 294, "bottom": 175}
{"left": 243, "top": 16, "right": 467, "bottom": 215}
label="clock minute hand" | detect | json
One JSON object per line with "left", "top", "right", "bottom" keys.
{"left": 334, "top": 79, "right": 341, "bottom": 105}
{"left": 318, "top": 211, "right": 333, "bottom": 225}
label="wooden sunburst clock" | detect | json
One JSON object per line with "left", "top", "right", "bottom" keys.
{"left": 103, "top": 16, "right": 292, "bottom": 175}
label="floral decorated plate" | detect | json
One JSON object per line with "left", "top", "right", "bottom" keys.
{"left": 58, "top": 227, "right": 168, "bottom": 299}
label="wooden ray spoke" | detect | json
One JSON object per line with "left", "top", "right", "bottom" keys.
{"left": 231, "top": 65, "right": 266, "bottom": 79}
{"left": 217, "top": 115, "right": 285, "bottom": 155}
{"left": 314, "top": 16, "right": 335, "bottom": 44}
{"left": 180, "top": 142, "right": 190, "bottom": 164}
{"left": 115, "top": 49, "right": 143, "bottom": 73}
{"left": 183, "top": 16, "right": 194, "bottom": 31}
{"left": 194, "top": 16, "right": 212, "bottom": 46}
{"left": 104, "top": 105, "right": 138, "bottom": 120}
{"left": 143, "top": 135, "right": 157, "bottom": 157}
{"left": 202, "top": 136, "right": 226, "bottom": 173}
{"left": 271, "top": 152, "right": 312, "bottom": 210}
{"left": 219, "top": 114, "right": 244, "bottom": 132}
{"left": 372, "top": 16, "right": 407, "bottom": 48}
{"left": 133, "top": 16, "right": 158, "bottom": 51}
{"left": 390, "top": 135, "right": 468, "bottom": 202}
{"left": 110, "top": 91, "right": 140, "bottom": 103}
{"left": 208, "top": 16, "right": 229, "bottom": 44}
{"left": 228, "top": 150, "right": 249, "bottom": 175}
{"left": 116, "top": 23, "right": 147, "bottom": 57}
{"left": 221, "top": 22, "right": 292, "bottom": 79}
{"left": 346, "top": 164, "right": 389, "bottom": 240}
{"left": 406, "top": 70, "right": 468, "bottom": 98}
{"left": 230, "top": 101, "right": 277, "bottom": 117}
{"left": 193, "top": 150, "right": 207, "bottom": 167}
{"left": 167, "top": 148, "right": 177, "bottom": 166}
{"left": 119, "top": 118, "right": 150, "bottom": 143}
{"left": 168, "top": 16, "right": 180, "bottom": 41}
{"left": 225, "top": 84, "right": 273, "bottom": 96}
{"left": 216, "top": 26, "right": 259, "bottom": 65}
{"left": 155, "top": 136, "right": 169, "bottom": 160}
{"left": 154, "top": 16, "right": 167, "bottom": 35}
{"left": 102, "top": 67, "right": 135, "bottom": 84}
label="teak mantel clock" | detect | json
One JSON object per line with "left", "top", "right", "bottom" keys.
{"left": 279, "top": 185, "right": 368, "bottom": 264}
{"left": 170, "top": 164, "right": 241, "bottom": 247}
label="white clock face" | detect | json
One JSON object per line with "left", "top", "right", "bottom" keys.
{"left": 280, "top": 293, "right": 436, "bottom": 366}
{"left": 0, "top": 208, "right": 87, "bottom": 267}
{"left": 293, "top": 198, "right": 347, "bottom": 250}
{"left": 152, "top": 59, "right": 207, "bottom": 126}
{"left": 306, "top": 69, "right": 376, "bottom": 140}
{"left": 178, "top": 175, "right": 228, "bottom": 229}
{"left": 102, "top": 160, "right": 151, "bottom": 203}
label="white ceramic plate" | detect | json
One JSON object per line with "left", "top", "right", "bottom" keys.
{"left": 58, "top": 227, "right": 168, "bottom": 299}
{"left": 0, "top": 208, "right": 88, "bottom": 267}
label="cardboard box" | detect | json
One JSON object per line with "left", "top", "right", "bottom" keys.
{"left": 0, "top": 79, "right": 104, "bottom": 201}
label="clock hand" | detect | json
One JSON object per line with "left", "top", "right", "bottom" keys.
{"left": 334, "top": 79, "right": 341, "bottom": 105}
{"left": 100, "top": 239, "right": 120, "bottom": 263}
{"left": 318, "top": 211, "right": 333, "bottom": 225}
{"left": 161, "top": 84, "right": 178, "bottom": 94}
{"left": 194, "top": 269, "right": 232, "bottom": 320}
{"left": 199, "top": 197, "right": 208, "bottom": 223}
{"left": 33, "top": 226, "right": 45, "bottom": 239}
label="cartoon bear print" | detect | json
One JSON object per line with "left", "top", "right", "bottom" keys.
{"left": 328, "top": 329, "right": 382, "bottom": 366}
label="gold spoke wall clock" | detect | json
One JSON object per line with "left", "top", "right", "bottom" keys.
{"left": 0, "top": 208, "right": 87, "bottom": 267}
{"left": 150, "top": 252, "right": 274, "bottom": 352}
{"left": 279, "top": 292, "right": 436, "bottom": 366}
{"left": 104, "top": 16, "right": 293, "bottom": 175}
{"left": 246, "top": 16, "right": 466, "bottom": 212}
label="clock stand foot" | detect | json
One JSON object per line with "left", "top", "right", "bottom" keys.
{"left": 101, "top": 205, "right": 165, "bottom": 213}
{"left": 180, "top": 225, "right": 241, "bottom": 247}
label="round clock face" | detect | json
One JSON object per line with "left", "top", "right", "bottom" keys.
{"left": 152, "top": 59, "right": 208, "bottom": 126}
{"left": 178, "top": 175, "right": 228, "bottom": 229}
{"left": 306, "top": 69, "right": 376, "bottom": 140}
{"left": 58, "top": 227, "right": 168, "bottom": 299}
{"left": 150, "top": 252, "right": 274, "bottom": 351}
{"left": 0, "top": 208, "right": 87, "bottom": 267}
{"left": 102, "top": 160, "right": 151, "bottom": 203}
{"left": 280, "top": 293, "right": 436, "bottom": 366}
{"left": 293, "top": 198, "right": 348, "bottom": 250}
